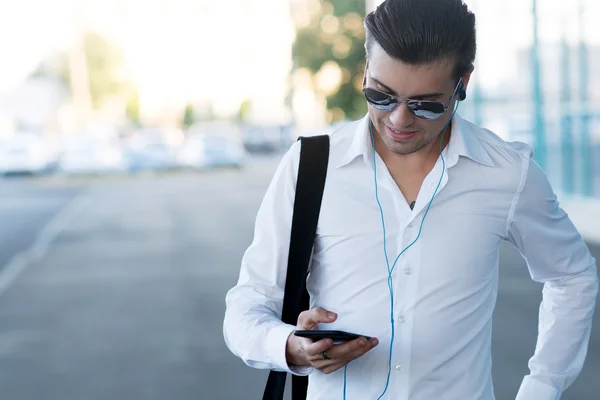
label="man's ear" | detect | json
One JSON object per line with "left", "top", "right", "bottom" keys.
{"left": 458, "top": 64, "right": 475, "bottom": 101}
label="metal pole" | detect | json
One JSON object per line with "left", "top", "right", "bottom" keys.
{"left": 578, "top": 0, "right": 591, "bottom": 196}
{"left": 532, "top": 0, "right": 546, "bottom": 171}
{"left": 560, "top": 19, "right": 573, "bottom": 194}
{"left": 68, "top": 4, "right": 93, "bottom": 129}
{"left": 471, "top": 0, "right": 483, "bottom": 127}
{"left": 472, "top": 78, "right": 483, "bottom": 126}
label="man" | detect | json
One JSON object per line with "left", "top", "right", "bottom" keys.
{"left": 223, "top": 0, "right": 598, "bottom": 398}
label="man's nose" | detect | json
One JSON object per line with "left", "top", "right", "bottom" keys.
{"left": 388, "top": 102, "right": 415, "bottom": 128}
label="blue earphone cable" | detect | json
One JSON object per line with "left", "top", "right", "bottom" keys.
{"left": 373, "top": 120, "right": 446, "bottom": 399}
{"left": 342, "top": 104, "right": 459, "bottom": 400}
{"left": 343, "top": 366, "right": 348, "bottom": 398}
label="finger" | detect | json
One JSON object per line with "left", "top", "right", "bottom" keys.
{"left": 297, "top": 307, "right": 337, "bottom": 329}
{"left": 317, "top": 341, "right": 378, "bottom": 375}
{"left": 340, "top": 337, "right": 379, "bottom": 363}
{"left": 327, "top": 337, "right": 379, "bottom": 363}
{"left": 312, "top": 357, "right": 348, "bottom": 375}
{"left": 311, "top": 359, "right": 340, "bottom": 374}
{"left": 320, "top": 362, "right": 346, "bottom": 375}
{"left": 311, "top": 337, "right": 379, "bottom": 375}
{"left": 302, "top": 338, "right": 333, "bottom": 358}
{"left": 308, "top": 351, "right": 339, "bottom": 372}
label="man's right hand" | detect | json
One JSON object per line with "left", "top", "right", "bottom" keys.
{"left": 285, "top": 307, "right": 379, "bottom": 375}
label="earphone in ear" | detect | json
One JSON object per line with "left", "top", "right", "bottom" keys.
{"left": 458, "top": 82, "right": 466, "bottom": 101}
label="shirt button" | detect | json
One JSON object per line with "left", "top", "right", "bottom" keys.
{"left": 398, "top": 315, "right": 405, "bottom": 323}
{"left": 404, "top": 268, "right": 412, "bottom": 275}
{"left": 395, "top": 364, "right": 402, "bottom": 371}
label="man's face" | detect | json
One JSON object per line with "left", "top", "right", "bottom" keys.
{"left": 365, "top": 44, "right": 470, "bottom": 156}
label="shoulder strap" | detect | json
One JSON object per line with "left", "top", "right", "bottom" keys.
{"left": 262, "top": 135, "right": 330, "bottom": 400}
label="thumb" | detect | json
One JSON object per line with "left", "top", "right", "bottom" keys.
{"left": 300, "top": 307, "right": 337, "bottom": 329}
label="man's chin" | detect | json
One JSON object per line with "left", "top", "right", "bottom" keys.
{"left": 389, "top": 146, "right": 420, "bottom": 155}
{"left": 384, "top": 140, "right": 419, "bottom": 155}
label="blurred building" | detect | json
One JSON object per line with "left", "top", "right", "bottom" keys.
{"left": 0, "top": 76, "right": 68, "bottom": 137}
{"left": 513, "top": 44, "right": 600, "bottom": 105}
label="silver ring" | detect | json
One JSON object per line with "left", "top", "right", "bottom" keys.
{"left": 322, "top": 350, "right": 331, "bottom": 360}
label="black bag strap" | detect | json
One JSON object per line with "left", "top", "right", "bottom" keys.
{"left": 262, "top": 135, "right": 330, "bottom": 400}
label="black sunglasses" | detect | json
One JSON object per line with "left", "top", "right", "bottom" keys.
{"left": 362, "top": 79, "right": 463, "bottom": 121}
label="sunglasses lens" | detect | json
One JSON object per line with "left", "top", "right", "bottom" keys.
{"left": 408, "top": 101, "right": 445, "bottom": 120}
{"left": 364, "top": 88, "right": 447, "bottom": 119}
{"left": 363, "top": 88, "right": 397, "bottom": 111}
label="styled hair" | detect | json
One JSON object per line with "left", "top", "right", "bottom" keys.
{"left": 364, "top": 0, "right": 476, "bottom": 80}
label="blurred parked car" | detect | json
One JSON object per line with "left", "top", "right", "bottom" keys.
{"left": 58, "top": 136, "right": 127, "bottom": 174}
{"left": 242, "top": 125, "right": 289, "bottom": 154}
{"left": 124, "top": 130, "right": 179, "bottom": 172}
{"left": 0, "top": 133, "right": 59, "bottom": 174}
{"left": 176, "top": 133, "right": 245, "bottom": 169}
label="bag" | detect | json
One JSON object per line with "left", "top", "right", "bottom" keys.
{"left": 262, "top": 135, "right": 330, "bottom": 400}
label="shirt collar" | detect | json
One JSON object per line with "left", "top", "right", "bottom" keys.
{"left": 333, "top": 114, "right": 372, "bottom": 170}
{"left": 333, "top": 113, "right": 494, "bottom": 170}
{"left": 449, "top": 114, "right": 495, "bottom": 167}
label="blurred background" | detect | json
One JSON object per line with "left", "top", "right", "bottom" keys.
{"left": 0, "top": 0, "right": 598, "bottom": 399}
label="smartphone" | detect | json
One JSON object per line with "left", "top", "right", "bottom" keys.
{"left": 294, "top": 330, "right": 371, "bottom": 343}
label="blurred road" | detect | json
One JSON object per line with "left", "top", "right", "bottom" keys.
{"left": 0, "top": 178, "right": 83, "bottom": 269}
{"left": 0, "top": 158, "right": 598, "bottom": 400}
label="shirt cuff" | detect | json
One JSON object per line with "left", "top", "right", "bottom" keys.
{"left": 265, "top": 323, "right": 314, "bottom": 376}
{"left": 516, "top": 376, "right": 561, "bottom": 400}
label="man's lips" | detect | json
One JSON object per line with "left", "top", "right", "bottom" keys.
{"left": 386, "top": 126, "right": 418, "bottom": 140}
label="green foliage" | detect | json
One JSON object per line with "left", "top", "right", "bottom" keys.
{"left": 30, "top": 54, "right": 70, "bottom": 87}
{"left": 30, "top": 31, "right": 141, "bottom": 125}
{"left": 182, "top": 103, "right": 196, "bottom": 129}
{"left": 83, "top": 32, "right": 126, "bottom": 109}
{"left": 292, "top": 0, "right": 368, "bottom": 122}
{"left": 236, "top": 99, "right": 252, "bottom": 122}
{"left": 125, "top": 89, "right": 140, "bottom": 126}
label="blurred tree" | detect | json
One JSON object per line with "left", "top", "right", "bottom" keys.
{"left": 236, "top": 99, "right": 252, "bottom": 122}
{"left": 30, "top": 54, "right": 70, "bottom": 86}
{"left": 125, "top": 88, "right": 141, "bottom": 126}
{"left": 82, "top": 31, "right": 128, "bottom": 109}
{"left": 182, "top": 103, "right": 196, "bottom": 129}
{"left": 292, "top": 0, "right": 367, "bottom": 122}
{"left": 30, "top": 31, "right": 140, "bottom": 127}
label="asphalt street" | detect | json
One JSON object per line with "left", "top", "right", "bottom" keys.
{"left": 0, "top": 159, "right": 598, "bottom": 400}
{"left": 0, "top": 177, "right": 82, "bottom": 267}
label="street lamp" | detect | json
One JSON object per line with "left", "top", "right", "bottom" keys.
{"left": 577, "top": 0, "right": 591, "bottom": 196}
{"left": 532, "top": 0, "right": 546, "bottom": 171}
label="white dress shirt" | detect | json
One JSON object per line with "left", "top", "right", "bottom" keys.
{"left": 223, "top": 114, "right": 598, "bottom": 400}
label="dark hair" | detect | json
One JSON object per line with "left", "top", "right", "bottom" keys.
{"left": 364, "top": 0, "right": 476, "bottom": 80}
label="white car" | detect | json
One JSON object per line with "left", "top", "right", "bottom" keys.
{"left": 242, "top": 126, "right": 286, "bottom": 153}
{"left": 177, "top": 133, "right": 245, "bottom": 169}
{"left": 58, "top": 136, "right": 127, "bottom": 174}
{"left": 124, "top": 129, "right": 182, "bottom": 172}
{"left": 0, "top": 133, "right": 58, "bottom": 174}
